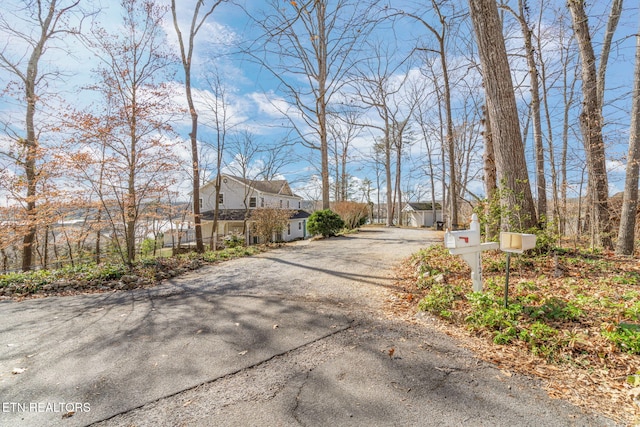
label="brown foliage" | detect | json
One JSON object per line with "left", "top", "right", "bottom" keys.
{"left": 250, "top": 208, "right": 295, "bottom": 244}
{"left": 332, "top": 201, "right": 368, "bottom": 229}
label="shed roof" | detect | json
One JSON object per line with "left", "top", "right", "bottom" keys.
{"left": 404, "top": 202, "right": 442, "bottom": 211}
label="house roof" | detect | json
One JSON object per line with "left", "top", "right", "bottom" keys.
{"left": 201, "top": 209, "right": 248, "bottom": 221}
{"left": 404, "top": 202, "right": 442, "bottom": 211}
{"left": 201, "top": 209, "right": 310, "bottom": 222}
{"left": 201, "top": 175, "right": 298, "bottom": 198}
{"left": 231, "top": 176, "right": 296, "bottom": 197}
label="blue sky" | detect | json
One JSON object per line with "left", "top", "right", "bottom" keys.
{"left": 1, "top": 0, "right": 639, "bottom": 206}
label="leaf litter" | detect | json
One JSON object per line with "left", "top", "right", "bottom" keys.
{"left": 385, "top": 244, "right": 640, "bottom": 425}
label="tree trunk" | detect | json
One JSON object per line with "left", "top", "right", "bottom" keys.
{"left": 482, "top": 104, "right": 498, "bottom": 241}
{"left": 385, "top": 130, "right": 394, "bottom": 226}
{"left": 568, "top": 0, "right": 613, "bottom": 249}
{"left": 468, "top": 0, "right": 538, "bottom": 230}
{"left": 516, "top": 0, "right": 546, "bottom": 223}
{"left": 171, "top": 0, "right": 223, "bottom": 254}
{"left": 616, "top": 22, "right": 640, "bottom": 255}
{"left": 315, "top": 1, "right": 331, "bottom": 210}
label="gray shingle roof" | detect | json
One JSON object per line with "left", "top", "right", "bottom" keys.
{"left": 227, "top": 175, "right": 296, "bottom": 197}
{"left": 201, "top": 209, "right": 310, "bottom": 221}
{"left": 405, "top": 202, "right": 442, "bottom": 211}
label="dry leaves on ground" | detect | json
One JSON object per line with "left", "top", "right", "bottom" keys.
{"left": 385, "top": 244, "right": 640, "bottom": 425}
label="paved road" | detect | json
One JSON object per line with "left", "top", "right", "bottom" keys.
{"left": 0, "top": 228, "right": 617, "bottom": 426}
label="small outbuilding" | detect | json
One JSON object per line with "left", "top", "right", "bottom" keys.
{"left": 403, "top": 202, "right": 443, "bottom": 228}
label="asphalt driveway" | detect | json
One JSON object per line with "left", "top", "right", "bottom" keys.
{"left": 0, "top": 227, "right": 618, "bottom": 426}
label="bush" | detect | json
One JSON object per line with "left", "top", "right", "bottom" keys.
{"left": 307, "top": 209, "right": 345, "bottom": 237}
{"left": 332, "top": 201, "right": 369, "bottom": 229}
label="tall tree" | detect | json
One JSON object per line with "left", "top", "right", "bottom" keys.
{"left": 171, "top": 0, "right": 225, "bottom": 254}
{"left": 248, "top": 0, "right": 377, "bottom": 209}
{"left": 615, "top": 17, "right": 640, "bottom": 255}
{"left": 350, "top": 41, "right": 413, "bottom": 226}
{"left": 468, "top": 0, "right": 537, "bottom": 230}
{"left": 502, "top": 0, "right": 547, "bottom": 223}
{"left": 414, "top": 92, "right": 443, "bottom": 228}
{"left": 327, "top": 107, "right": 362, "bottom": 202}
{"left": 567, "top": 0, "right": 622, "bottom": 249}
{"left": 0, "top": 0, "right": 86, "bottom": 270}
{"left": 401, "top": 0, "right": 459, "bottom": 227}
{"left": 200, "top": 71, "right": 232, "bottom": 250}
{"left": 86, "top": 0, "right": 178, "bottom": 266}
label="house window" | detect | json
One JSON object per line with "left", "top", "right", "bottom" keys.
{"left": 218, "top": 193, "right": 224, "bottom": 204}
{"left": 250, "top": 197, "right": 257, "bottom": 208}
{"left": 298, "top": 201, "right": 301, "bottom": 209}
{"left": 287, "top": 223, "right": 291, "bottom": 235}
{"left": 298, "top": 222, "right": 302, "bottom": 230}
{"left": 260, "top": 197, "right": 264, "bottom": 207}
{"left": 279, "top": 199, "right": 283, "bottom": 208}
{"left": 199, "top": 198, "right": 203, "bottom": 209}
{"left": 286, "top": 200, "right": 290, "bottom": 208}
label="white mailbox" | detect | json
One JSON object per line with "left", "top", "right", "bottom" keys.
{"left": 443, "top": 214, "right": 499, "bottom": 292}
{"left": 444, "top": 230, "right": 480, "bottom": 249}
{"left": 500, "top": 232, "right": 537, "bottom": 253}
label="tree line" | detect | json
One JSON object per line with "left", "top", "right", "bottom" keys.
{"left": 0, "top": 0, "right": 638, "bottom": 272}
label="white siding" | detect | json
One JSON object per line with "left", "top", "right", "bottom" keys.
{"left": 200, "top": 176, "right": 302, "bottom": 211}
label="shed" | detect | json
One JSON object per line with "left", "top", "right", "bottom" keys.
{"left": 402, "top": 202, "right": 443, "bottom": 228}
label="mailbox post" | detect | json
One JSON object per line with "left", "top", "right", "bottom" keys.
{"left": 444, "top": 213, "right": 499, "bottom": 292}
{"left": 499, "top": 232, "right": 537, "bottom": 307}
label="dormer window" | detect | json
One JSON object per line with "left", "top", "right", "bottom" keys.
{"left": 250, "top": 197, "right": 257, "bottom": 208}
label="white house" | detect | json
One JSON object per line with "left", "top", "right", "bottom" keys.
{"left": 197, "top": 175, "right": 309, "bottom": 244}
{"left": 402, "top": 202, "right": 443, "bottom": 228}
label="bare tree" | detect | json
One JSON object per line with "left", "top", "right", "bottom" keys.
{"left": 501, "top": 0, "right": 547, "bottom": 224}
{"left": 247, "top": 0, "right": 378, "bottom": 209}
{"left": 85, "top": 0, "right": 178, "bottom": 266}
{"left": 200, "top": 70, "right": 237, "bottom": 249}
{"left": 171, "top": 0, "right": 225, "bottom": 254}
{"left": 0, "top": 0, "right": 88, "bottom": 270}
{"left": 468, "top": 0, "right": 538, "bottom": 230}
{"left": 414, "top": 93, "right": 443, "bottom": 228}
{"left": 557, "top": 12, "right": 580, "bottom": 236}
{"left": 567, "top": 0, "right": 623, "bottom": 249}
{"left": 400, "top": 0, "right": 461, "bottom": 227}
{"left": 327, "top": 107, "right": 363, "bottom": 201}
{"left": 616, "top": 18, "right": 640, "bottom": 255}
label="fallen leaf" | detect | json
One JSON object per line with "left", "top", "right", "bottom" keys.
{"left": 61, "top": 411, "right": 75, "bottom": 419}
{"left": 11, "top": 368, "right": 26, "bottom": 375}
{"left": 238, "top": 350, "right": 248, "bottom": 355}
{"left": 273, "top": 324, "right": 279, "bottom": 329}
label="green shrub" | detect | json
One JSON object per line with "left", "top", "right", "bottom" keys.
{"left": 417, "top": 284, "right": 456, "bottom": 318}
{"left": 525, "top": 297, "right": 584, "bottom": 321}
{"left": 224, "top": 234, "right": 245, "bottom": 248}
{"left": 465, "top": 292, "right": 523, "bottom": 332}
{"left": 307, "top": 209, "right": 345, "bottom": 237}
{"left": 519, "top": 322, "right": 563, "bottom": 359}
{"left": 603, "top": 323, "right": 640, "bottom": 354}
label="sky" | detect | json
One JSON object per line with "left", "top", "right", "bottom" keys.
{"left": 0, "top": 0, "right": 639, "bottom": 207}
